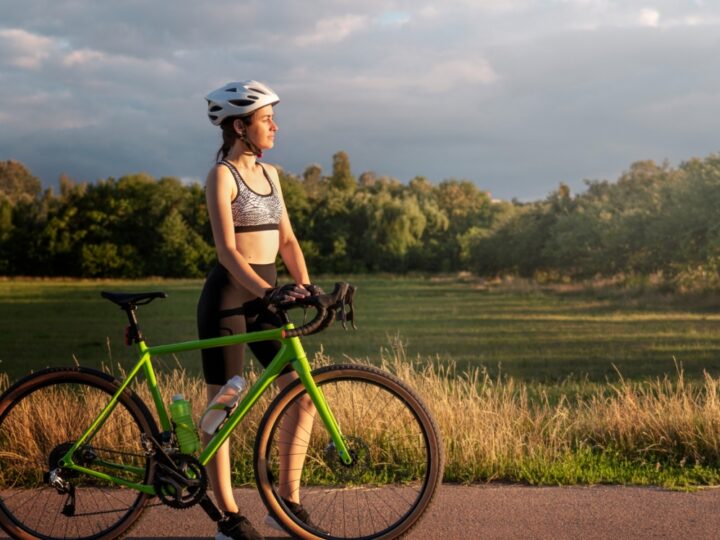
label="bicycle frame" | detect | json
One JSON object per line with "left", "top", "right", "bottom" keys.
{"left": 59, "top": 322, "right": 352, "bottom": 495}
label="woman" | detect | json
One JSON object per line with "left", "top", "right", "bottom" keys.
{"left": 197, "top": 80, "right": 317, "bottom": 540}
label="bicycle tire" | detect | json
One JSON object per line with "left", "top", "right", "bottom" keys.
{"left": 254, "top": 364, "right": 444, "bottom": 540}
{"left": 0, "top": 367, "right": 159, "bottom": 540}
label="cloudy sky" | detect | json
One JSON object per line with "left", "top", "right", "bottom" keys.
{"left": 1, "top": 1, "right": 719, "bottom": 200}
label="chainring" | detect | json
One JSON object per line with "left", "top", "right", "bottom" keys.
{"left": 153, "top": 453, "right": 207, "bottom": 509}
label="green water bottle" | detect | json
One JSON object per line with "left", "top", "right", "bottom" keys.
{"left": 169, "top": 394, "right": 200, "bottom": 454}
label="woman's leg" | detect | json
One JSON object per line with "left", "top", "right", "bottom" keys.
{"left": 203, "top": 311, "right": 247, "bottom": 513}
{"left": 242, "top": 263, "right": 316, "bottom": 505}
{"left": 198, "top": 266, "right": 255, "bottom": 514}
{"left": 245, "top": 311, "right": 316, "bottom": 505}
{"left": 274, "top": 372, "right": 317, "bottom": 504}
{"left": 202, "top": 384, "right": 237, "bottom": 513}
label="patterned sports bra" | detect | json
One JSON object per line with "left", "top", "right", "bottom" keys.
{"left": 220, "top": 160, "right": 282, "bottom": 233}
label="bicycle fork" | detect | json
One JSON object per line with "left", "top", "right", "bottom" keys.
{"left": 286, "top": 335, "right": 353, "bottom": 466}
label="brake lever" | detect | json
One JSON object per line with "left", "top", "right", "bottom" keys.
{"left": 347, "top": 286, "right": 357, "bottom": 330}
{"left": 347, "top": 285, "right": 357, "bottom": 329}
{"left": 338, "top": 297, "right": 348, "bottom": 330}
{"left": 338, "top": 285, "right": 357, "bottom": 330}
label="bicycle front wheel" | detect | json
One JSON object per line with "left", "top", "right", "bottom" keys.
{"left": 0, "top": 367, "right": 158, "bottom": 540}
{"left": 254, "top": 364, "right": 444, "bottom": 540}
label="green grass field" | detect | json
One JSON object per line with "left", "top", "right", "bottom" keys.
{"left": 1, "top": 275, "right": 719, "bottom": 384}
{"left": 2, "top": 275, "right": 720, "bottom": 488}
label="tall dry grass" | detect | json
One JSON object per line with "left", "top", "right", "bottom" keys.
{"left": 2, "top": 344, "right": 720, "bottom": 487}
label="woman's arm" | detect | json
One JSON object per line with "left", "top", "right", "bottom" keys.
{"left": 279, "top": 215, "right": 310, "bottom": 285}
{"left": 266, "top": 165, "right": 311, "bottom": 285}
{"left": 205, "top": 165, "right": 274, "bottom": 297}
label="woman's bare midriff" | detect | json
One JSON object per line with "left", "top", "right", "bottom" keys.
{"left": 221, "top": 230, "right": 280, "bottom": 302}
{"left": 234, "top": 229, "right": 279, "bottom": 264}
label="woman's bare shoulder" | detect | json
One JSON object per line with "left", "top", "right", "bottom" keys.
{"left": 205, "top": 162, "right": 236, "bottom": 194}
{"left": 260, "top": 162, "right": 282, "bottom": 189}
{"left": 260, "top": 162, "right": 279, "bottom": 177}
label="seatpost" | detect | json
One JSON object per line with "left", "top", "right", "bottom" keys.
{"left": 123, "top": 305, "right": 144, "bottom": 345}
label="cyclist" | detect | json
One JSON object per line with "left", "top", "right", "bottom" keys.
{"left": 198, "top": 80, "right": 318, "bottom": 540}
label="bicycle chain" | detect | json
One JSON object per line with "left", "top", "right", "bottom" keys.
{"left": 85, "top": 445, "right": 146, "bottom": 459}
{"left": 78, "top": 439, "right": 207, "bottom": 511}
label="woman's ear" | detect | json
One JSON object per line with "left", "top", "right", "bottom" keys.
{"left": 233, "top": 118, "right": 245, "bottom": 136}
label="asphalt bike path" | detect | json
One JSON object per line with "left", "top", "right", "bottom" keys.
{"left": 5, "top": 484, "right": 714, "bottom": 539}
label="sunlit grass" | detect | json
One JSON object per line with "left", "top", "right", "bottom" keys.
{"left": 3, "top": 342, "right": 720, "bottom": 488}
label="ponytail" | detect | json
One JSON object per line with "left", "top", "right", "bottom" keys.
{"left": 215, "top": 115, "right": 260, "bottom": 162}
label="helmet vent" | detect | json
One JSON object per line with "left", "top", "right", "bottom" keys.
{"left": 248, "top": 87, "right": 266, "bottom": 95}
{"left": 209, "top": 105, "right": 222, "bottom": 112}
{"left": 227, "top": 87, "right": 238, "bottom": 92}
{"left": 229, "top": 99, "right": 255, "bottom": 107}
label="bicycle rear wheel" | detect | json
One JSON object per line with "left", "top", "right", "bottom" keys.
{"left": 254, "top": 364, "right": 444, "bottom": 540}
{"left": 0, "top": 367, "right": 158, "bottom": 540}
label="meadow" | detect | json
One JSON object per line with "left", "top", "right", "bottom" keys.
{"left": 1, "top": 275, "right": 719, "bottom": 383}
{"left": 2, "top": 275, "right": 720, "bottom": 487}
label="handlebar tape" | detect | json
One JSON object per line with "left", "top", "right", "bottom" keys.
{"left": 281, "top": 282, "right": 350, "bottom": 337}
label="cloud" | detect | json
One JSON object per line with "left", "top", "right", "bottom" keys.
{"left": 1, "top": 1, "right": 720, "bottom": 201}
{"left": 428, "top": 58, "right": 498, "bottom": 87}
{"left": 0, "top": 28, "right": 57, "bottom": 69}
{"left": 59, "top": 47, "right": 177, "bottom": 75}
{"left": 295, "top": 15, "right": 369, "bottom": 46}
{"left": 375, "top": 10, "right": 412, "bottom": 27}
{"left": 0, "top": 25, "right": 177, "bottom": 77}
{"left": 62, "top": 49, "right": 105, "bottom": 67}
{"left": 638, "top": 8, "right": 660, "bottom": 27}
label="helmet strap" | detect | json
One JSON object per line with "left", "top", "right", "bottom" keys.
{"left": 231, "top": 118, "right": 263, "bottom": 158}
{"left": 239, "top": 132, "right": 263, "bottom": 158}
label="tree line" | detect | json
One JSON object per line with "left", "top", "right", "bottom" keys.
{"left": 1, "top": 152, "right": 719, "bottom": 286}
{"left": 464, "top": 156, "right": 720, "bottom": 289}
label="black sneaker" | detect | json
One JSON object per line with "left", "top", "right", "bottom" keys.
{"left": 216, "top": 512, "right": 264, "bottom": 540}
{"left": 265, "top": 498, "right": 324, "bottom": 533}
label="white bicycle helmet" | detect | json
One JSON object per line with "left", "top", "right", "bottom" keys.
{"left": 205, "top": 80, "right": 279, "bottom": 125}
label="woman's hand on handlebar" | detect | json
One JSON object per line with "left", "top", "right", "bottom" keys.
{"left": 302, "top": 283, "right": 325, "bottom": 296}
{"left": 280, "top": 282, "right": 357, "bottom": 337}
{"left": 263, "top": 282, "right": 325, "bottom": 306}
{"left": 262, "top": 284, "right": 309, "bottom": 305}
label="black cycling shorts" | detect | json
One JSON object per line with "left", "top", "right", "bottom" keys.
{"left": 196, "top": 263, "right": 289, "bottom": 385}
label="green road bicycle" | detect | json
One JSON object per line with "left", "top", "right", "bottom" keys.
{"left": 0, "top": 283, "right": 444, "bottom": 539}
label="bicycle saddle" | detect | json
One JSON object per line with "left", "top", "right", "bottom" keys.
{"left": 100, "top": 291, "right": 167, "bottom": 308}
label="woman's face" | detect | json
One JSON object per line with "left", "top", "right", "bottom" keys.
{"left": 240, "top": 105, "right": 277, "bottom": 150}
